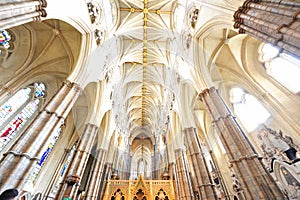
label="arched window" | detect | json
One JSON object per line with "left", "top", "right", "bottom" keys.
{"left": 230, "top": 87, "right": 270, "bottom": 132}
{"left": 0, "top": 30, "right": 12, "bottom": 49}
{"left": 260, "top": 43, "right": 300, "bottom": 93}
{"left": 0, "top": 82, "right": 46, "bottom": 151}
{"left": 28, "top": 121, "right": 64, "bottom": 183}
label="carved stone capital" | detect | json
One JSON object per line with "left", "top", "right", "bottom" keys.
{"left": 199, "top": 87, "right": 216, "bottom": 101}
{"left": 66, "top": 174, "right": 80, "bottom": 185}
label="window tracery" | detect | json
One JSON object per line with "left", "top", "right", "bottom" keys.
{"left": 111, "top": 189, "right": 125, "bottom": 200}
{"left": 259, "top": 43, "right": 300, "bottom": 93}
{"left": 0, "top": 88, "right": 31, "bottom": 126}
{"left": 230, "top": 87, "right": 270, "bottom": 132}
{"left": 0, "top": 30, "right": 12, "bottom": 49}
{"left": 133, "top": 189, "right": 146, "bottom": 200}
{"left": 0, "top": 29, "right": 14, "bottom": 61}
{"left": 155, "top": 189, "right": 169, "bottom": 200}
{"left": 0, "top": 83, "right": 46, "bottom": 151}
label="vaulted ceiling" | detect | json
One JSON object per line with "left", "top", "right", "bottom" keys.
{"left": 110, "top": 0, "right": 186, "bottom": 142}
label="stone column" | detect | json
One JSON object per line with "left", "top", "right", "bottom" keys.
{"left": 199, "top": 87, "right": 284, "bottom": 199}
{"left": 57, "top": 123, "right": 98, "bottom": 199}
{"left": 152, "top": 145, "right": 155, "bottom": 179}
{"left": 98, "top": 162, "right": 112, "bottom": 199}
{"left": 209, "top": 149, "right": 230, "bottom": 199}
{"left": 0, "top": 0, "right": 47, "bottom": 29}
{"left": 169, "top": 162, "right": 179, "bottom": 199}
{"left": 43, "top": 148, "right": 70, "bottom": 199}
{"left": 119, "top": 147, "right": 130, "bottom": 179}
{"left": 169, "top": 162, "right": 175, "bottom": 181}
{"left": 85, "top": 148, "right": 107, "bottom": 200}
{"left": 0, "top": 80, "right": 81, "bottom": 192}
{"left": 125, "top": 150, "right": 131, "bottom": 179}
{"left": 174, "top": 148, "right": 194, "bottom": 200}
{"left": 184, "top": 127, "right": 218, "bottom": 200}
{"left": 152, "top": 144, "right": 157, "bottom": 179}
{"left": 234, "top": 0, "right": 300, "bottom": 58}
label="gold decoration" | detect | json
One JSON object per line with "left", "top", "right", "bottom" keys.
{"left": 103, "top": 175, "right": 176, "bottom": 200}
{"left": 143, "top": 8, "right": 148, "bottom": 14}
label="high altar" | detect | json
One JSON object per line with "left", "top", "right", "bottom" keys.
{"left": 103, "top": 175, "right": 176, "bottom": 200}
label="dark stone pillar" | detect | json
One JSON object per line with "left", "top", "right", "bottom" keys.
{"left": 85, "top": 148, "right": 107, "bottom": 200}
{"left": 200, "top": 87, "right": 284, "bottom": 199}
{"left": 234, "top": 0, "right": 300, "bottom": 58}
{"left": 43, "top": 148, "right": 71, "bottom": 199}
{"left": 57, "top": 123, "right": 98, "bottom": 199}
{"left": 0, "top": 80, "right": 81, "bottom": 193}
{"left": 0, "top": 0, "right": 47, "bottom": 29}
{"left": 184, "top": 127, "right": 218, "bottom": 200}
{"left": 98, "top": 162, "right": 112, "bottom": 200}
{"left": 174, "top": 148, "right": 194, "bottom": 200}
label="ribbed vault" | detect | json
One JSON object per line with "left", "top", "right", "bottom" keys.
{"left": 111, "top": 0, "right": 182, "bottom": 141}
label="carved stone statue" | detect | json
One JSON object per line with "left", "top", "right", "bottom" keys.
{"left": 257, "top": 124, "right": 300, "bottom": 166}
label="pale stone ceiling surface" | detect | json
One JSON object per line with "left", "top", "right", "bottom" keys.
{"left": 110, "top": 0, "right": 187, "bottom": 141}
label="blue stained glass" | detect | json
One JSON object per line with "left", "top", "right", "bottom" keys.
{"left": 38, "top": 146, "right": 51, "bottom": 166}
{"left": 0, "top": 99, "right": 39, "bottom": 151}
{"left": 0, "top": 30, "right": 12, "bottom": 49}
{"left": 0, "top": 82, "right": 45, "bottom": 153}
{"left": 34, "top": 83, "right": 46, "bottom": 98}
{"left": 29, "top": 124, "right": 63, "bottom": 183}
{"left": 0, "top": 88, "right": 31, "bottom": 126}
{"left": 0, "top": 82, "right": 47, "bottom": 182}
{"left": 52, "top": 142, "right": 77, "bottom": 195}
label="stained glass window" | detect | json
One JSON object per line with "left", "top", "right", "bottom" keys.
{"left": 0, "top": 82, "right": 46, "bottom": 151}
{"left": 0, "top": 30, "right": 12, "bottom": 49}
{"left": 0, "top": 88, "right": 31, "bottom": 127}
{"left": 230, "top": 87, "right": 270, "bottom": 132}
{"left": 52, "top": 142, "right": 77, "bottom": 195}
{"left": 0, "top": 99, "right": 40, "bottom": 151}
{"left": 260, "top": 44, "right": 300, "bottom": 93}
{"left": 34, "top": 82, "right": 46, "bottom": 98}
{"left": 29, "top": 122, "right": 64, "bottom": 183}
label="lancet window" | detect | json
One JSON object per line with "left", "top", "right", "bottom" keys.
{"left": 260, "top": 43, "right": 300, "bottom": 93}
{"left": 0, "top": 82, "right": 46, "bottom": 151}
{"left": 230, "top": 87, "right": 270, "bottom": 132}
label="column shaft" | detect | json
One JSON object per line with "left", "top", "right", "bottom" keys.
{"left": 98, "top": 163, "right": 112, "bottom": 200}
{"left": 200, "top": 87, "right": 284, "bottom": 199}
{"left": 43, "top": 148, "right": 70, "bottom": 199}
{"left": 57, "top": 123, "right": 98, "bottom": 199}
{"left": 185, "top": 127, "right": 218, "bottom": 200}
{"left": 234, "top": 0, "right": 300, "bottom": 58}
{"left": 152, "top": 144, "right": 158, "bottom": 179}
{"left": 0, "top": 0, "right": 47, "bottom": 29}
{"left": 174, "top": 149, "right": 194, "bottom": 200}
{"left": 170, "top": 162, "right": 180, "bottom": 199}
{"left": 0, "top": 81, "right": 81, "bottom": 192}
{"left": 85, "top": 148, "right": 107, "bottom": 200}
